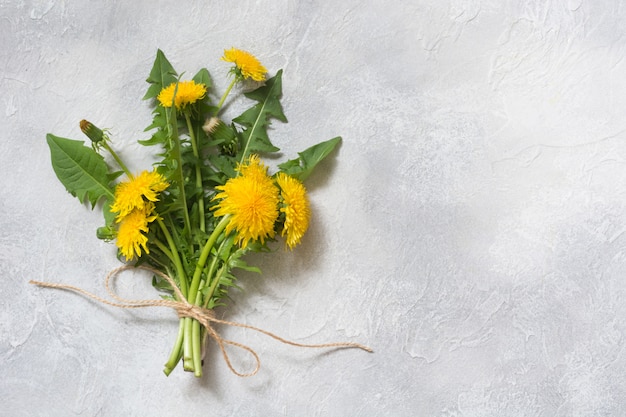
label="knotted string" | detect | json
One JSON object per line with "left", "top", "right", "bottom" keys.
{"left": 29, "top": 265, "right": 372, "bottom": 377}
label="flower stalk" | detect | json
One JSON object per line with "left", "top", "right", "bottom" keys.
{"left": 184, "top": 113, "right": 206, "bottom": 233}
{"left": 214, "top": 77, "right": 237, "bottom": 116}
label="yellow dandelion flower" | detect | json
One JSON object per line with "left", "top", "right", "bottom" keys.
{"left": 222, "top": 48, "right": 267, "bottom": 82}
{"left": 212, "top": 156, "right": 279, "bottom": 247}
{"left": 115, "top": 205, "right": 157, "bottom": 260}
{"left": 110, "top": 170, "right": 169, "bottom": 219}
{"left": 276, "top": 173, "right": 310, "bottom": 249}
{"left": 237, "top": 154, "right": 269, "bottom": 181}
{"left": 157, "top": 80, "right": 207, "bottom": 109}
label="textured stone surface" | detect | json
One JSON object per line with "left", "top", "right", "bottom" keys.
{"left": 3, "top": 0, "right": 626, "bottom": 415}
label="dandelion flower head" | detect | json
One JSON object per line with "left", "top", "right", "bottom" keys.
{"left": 276, "top": 173, "right": 310, "bottom": 249}
{"left": 237, "top": 154, "right": 272, "bottom": 182}
{"left": 110, "top": 170, "right": 169, "bottom": 219}
{"left": 212, "top": 155, "right": 279, "bottom": 247}
{"left": 157, "top": 80, "right": 207, "bottom": 110}
{"left": 222, "top": 48, "right": 267, "bottom": 82}
{"left": 116, "top": 204, "right": 157, "bottom": 260}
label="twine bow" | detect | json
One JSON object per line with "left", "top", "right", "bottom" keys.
{"left": 30, "top": 265, "right": 372, "bottom": 377}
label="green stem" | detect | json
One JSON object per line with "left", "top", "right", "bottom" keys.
{"left": 153, "top": 238, "right": 174, "bottom": 262}
{"left": 183, "top": 316, "right": 194, "bottom": 371}
{"left": 156, "top": 218, "right": 187, "bottom": 298}
{"left": 163, "top": 319, "right": 185, "bottom": 375}
{"left": 214, "top": 77, "right": 238, "bottom": 116}
{"left": 203, "top": 263, "right": 228, "bottom": 309}
{"left": 183, "top": 215, "right": 231, "bottom": 373}
{"left": 185, "top": 113, "right": 206, "bottom": 233}
{"left": 187, "top": 216, "right": 230, "bottom": 304}
{"left": 202, "top": 237, "right": 235, "bottom": 309}
{"left": 201, "top": 250, "right": 223, "bottom": 308}
{"left": 168, "top": 107, "right": 193, "bottom": 240}
{"left": 191, "top": 287, "right": 205, "bottom": 377}
{"left": 158, "top": 216, "right": 192, "bottom": 374}
{"left": 189, "top": 237, "right": 236, "bottom": 375}
{"left": 102, "top": 142, "right": 132, "bottom": 177}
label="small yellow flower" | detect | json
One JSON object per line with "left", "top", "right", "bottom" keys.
{"left": 237, "top": 154, "right": 271, "bottom": 182}
{"left": 110, "top": 171, "right": 169, "bottom": 219}
{"left": 116, "top": 204, "right": 157, "bottom": 260}
{"left": 212, "top": 155, "right": 279, "bottom": 247}
{"left": 222, "top": 48, "right": 267, "bottom": 82}
{"left": 276, "top": 173, "right": 310, "bottom": 249}
{"left": 157, "top": 80, "right": 207, "bottom": 109}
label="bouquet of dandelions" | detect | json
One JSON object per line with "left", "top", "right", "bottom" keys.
{"left": 37, "top": 48, "right": 370, "bottom": 378}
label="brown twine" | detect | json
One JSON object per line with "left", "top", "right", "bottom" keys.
{"left": 29, "top": 265, "right": 372, "bottom": 377}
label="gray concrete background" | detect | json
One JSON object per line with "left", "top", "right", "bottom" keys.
{"left": 3, "top": 0, "right": 626, "bottom": 415}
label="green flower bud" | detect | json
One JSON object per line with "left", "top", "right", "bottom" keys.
{"left": 96, "top": 225, "right": 116, "bottom": 241}
{"left": 80, "top": 119, "right": 106, "bottom": 144}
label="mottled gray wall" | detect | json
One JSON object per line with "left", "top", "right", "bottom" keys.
{"left": 3, "top": 1, "right": 626, "bottom": 416}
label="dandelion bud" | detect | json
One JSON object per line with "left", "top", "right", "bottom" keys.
{"left": 96, "top": 225, "right": 116, "bottom": 241}
{"left": 80, "top": 119, "right": 105, "bottom": 144}
{"left": 202, "top": 117, "right": 221, "bottom": 134}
